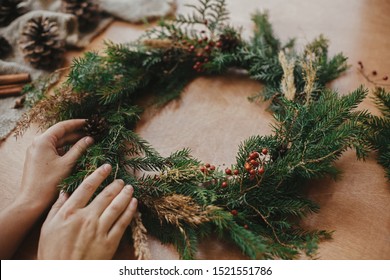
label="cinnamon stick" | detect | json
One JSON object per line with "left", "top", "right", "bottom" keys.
{"left": 0, "top": 73, "right": 31, "bottom": 85}
{"left": 0, "top": 85, "right": 24, "bottom": 96}
{"left": 0, "top": 83, "right": 26, "bottom": 90}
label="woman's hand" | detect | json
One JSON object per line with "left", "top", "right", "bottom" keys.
{"left": 18, "top": 119, "right": 93, "bottom": 211}
{"left": 0, "top": 119, "right": 93, "bottom": 259}
{"left": 38, "top": 164, "right": 138, "bottom": 259}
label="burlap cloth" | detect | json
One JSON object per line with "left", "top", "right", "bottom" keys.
{"left": 0, "top": 0, "right": 175, "bottom": 140}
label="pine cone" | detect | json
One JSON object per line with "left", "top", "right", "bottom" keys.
{"left": 84, "top": 115, "right": 108, "bottom": 138}
{"left": 0, "top": 0, "right": 29, "bottom": 27}
{"left": 19, "top": 16, "right": 65, "bottom": 69}
{"left": 217, "top": 29, "right": 241, "bottom": 52}
{"left": 0, "top": 36, "right": 12, "bottom": 58}
{"left": 61, "top": 0, "right": 100, "bottom": 32}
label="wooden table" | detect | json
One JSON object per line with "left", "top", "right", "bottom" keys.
{"left": 1, "top": 0, "right": 389, "bottom": 259}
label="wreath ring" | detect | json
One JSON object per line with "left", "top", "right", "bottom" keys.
{"left": 18, "top": 0, "right": 372, "bottom": 260}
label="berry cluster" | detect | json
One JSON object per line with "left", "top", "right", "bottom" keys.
{"left": 244, "top": 148, "right": 270, "bottom": 180}
{"left": 199, "top": 163, "right": 216, "bottom": 174}
{"left": 180, "top": 29, "right": 241, "bottom": 73}
{"left": 221, "top": 166, "right": 240, "bottom": 189}
{"left": 182, "top": 32, "right": 215, "bottom": 73}
{"left": 225, "top": 167, "right": 239, "bottom": 176}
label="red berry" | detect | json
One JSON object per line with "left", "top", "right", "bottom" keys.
{"left": 244, "top": 162, "right": 252, "bottom": 171}
{"left": 200, "top": 166, "right": 206, "bottom": 173}
{"left": 210, "top": 165, "right": 216, "bottom": 171}
{"left": 383, "top": 76, "right": 388, "bottom": 81}
{"left": 221, "top": 181, "right": 228, "bottom": 188}
{"left": 208, "top": 41, "right": 215, "bottom": 47}
{"left": 249, "top": 169, "right": 256, "bottom": 176}
{"left": 250, "top": 159, "right": 259, "bottom": 167}
{"left": 231, "top": 209, "right": 238, "bottom": 216}
{"left": 233, "top": 169, "right": 239, "bottom": 175}
{"left": 198, "top": 38, "right": 203, "bottom": 44}
{"left": 194, "top": 64, "right": 203, "bottom": 71}
{"left": 204, "top": 45, "right": 211, "bottom": 52}
{"left": 216, "top": 41, "right": 223, "bottom": 48}
{"left": 249, "top": 152, "right": 259, "bottom": 160}
{"left": 244, "top": 224, "right": 249, "bottom": 229}
{"left": 258, "top": 167, "right": 265, "bottom": 175}
{"left": 205, "top": 163, "right": 210, "bottom": 168}
{"left": 203, "top": 58, "right": 209, "bottom": 63}
{"left": 225, "top": 168, "right": 232, "bottom": 175}
{"left": 249, "top": 175, "right": 255, "bottom": 180}
{"left": 262, "top": 148, "right": 268, "bottom": 155}
{"left": 189, "top": 45, "right": 195, "bottom": 52}
{"left": 203, "top": 37, "right": 208, "bottom": 42}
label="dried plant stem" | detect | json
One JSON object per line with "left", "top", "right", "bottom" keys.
{"left": 131, "top": 212, "right": 151, "bottom": 260}
{"left": 279, "top": 51, "right": 296, "bottom": 101}
{"left": 149, "top": 194, "right": 212, "bottom": 227}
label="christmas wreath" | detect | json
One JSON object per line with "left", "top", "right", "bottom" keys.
{"left": 18, "top": 0, "right": 383, "bottom": 259}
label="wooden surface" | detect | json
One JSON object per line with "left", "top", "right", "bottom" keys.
{"left": 1, "top": 0, "right": 390, "bottom": 259}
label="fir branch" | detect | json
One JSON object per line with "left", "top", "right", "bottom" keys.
{"left": 67, "top": 52, "right": 105, "bottom": 93}
{"left": 367, "top": 88, "right": 390, "bottom": 179}
{"left": 227, "top": 221, "right": 267, "bottom": 259}
{"left": 251, "top": 11, "right": 281, "bottom": 55}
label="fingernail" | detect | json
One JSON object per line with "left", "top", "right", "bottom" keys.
{"left": 125, "top": 185, "right": 133, "bottom": 192}
{"left": 103, "top": 163, "right": 111, "bottom": 172}
{"left": 84, "top": 136, "right": 94, "bottom": 145}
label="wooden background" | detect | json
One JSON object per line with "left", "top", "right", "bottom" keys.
{"left": 0, "top": 0, "right": 389, "bottom": 259}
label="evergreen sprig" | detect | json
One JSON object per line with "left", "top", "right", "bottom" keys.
{"left": 18, "top": 0, "right": 374, "bottom": 259}
{"left": 367, "top": 88, "right": 390, "bottom": 179}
